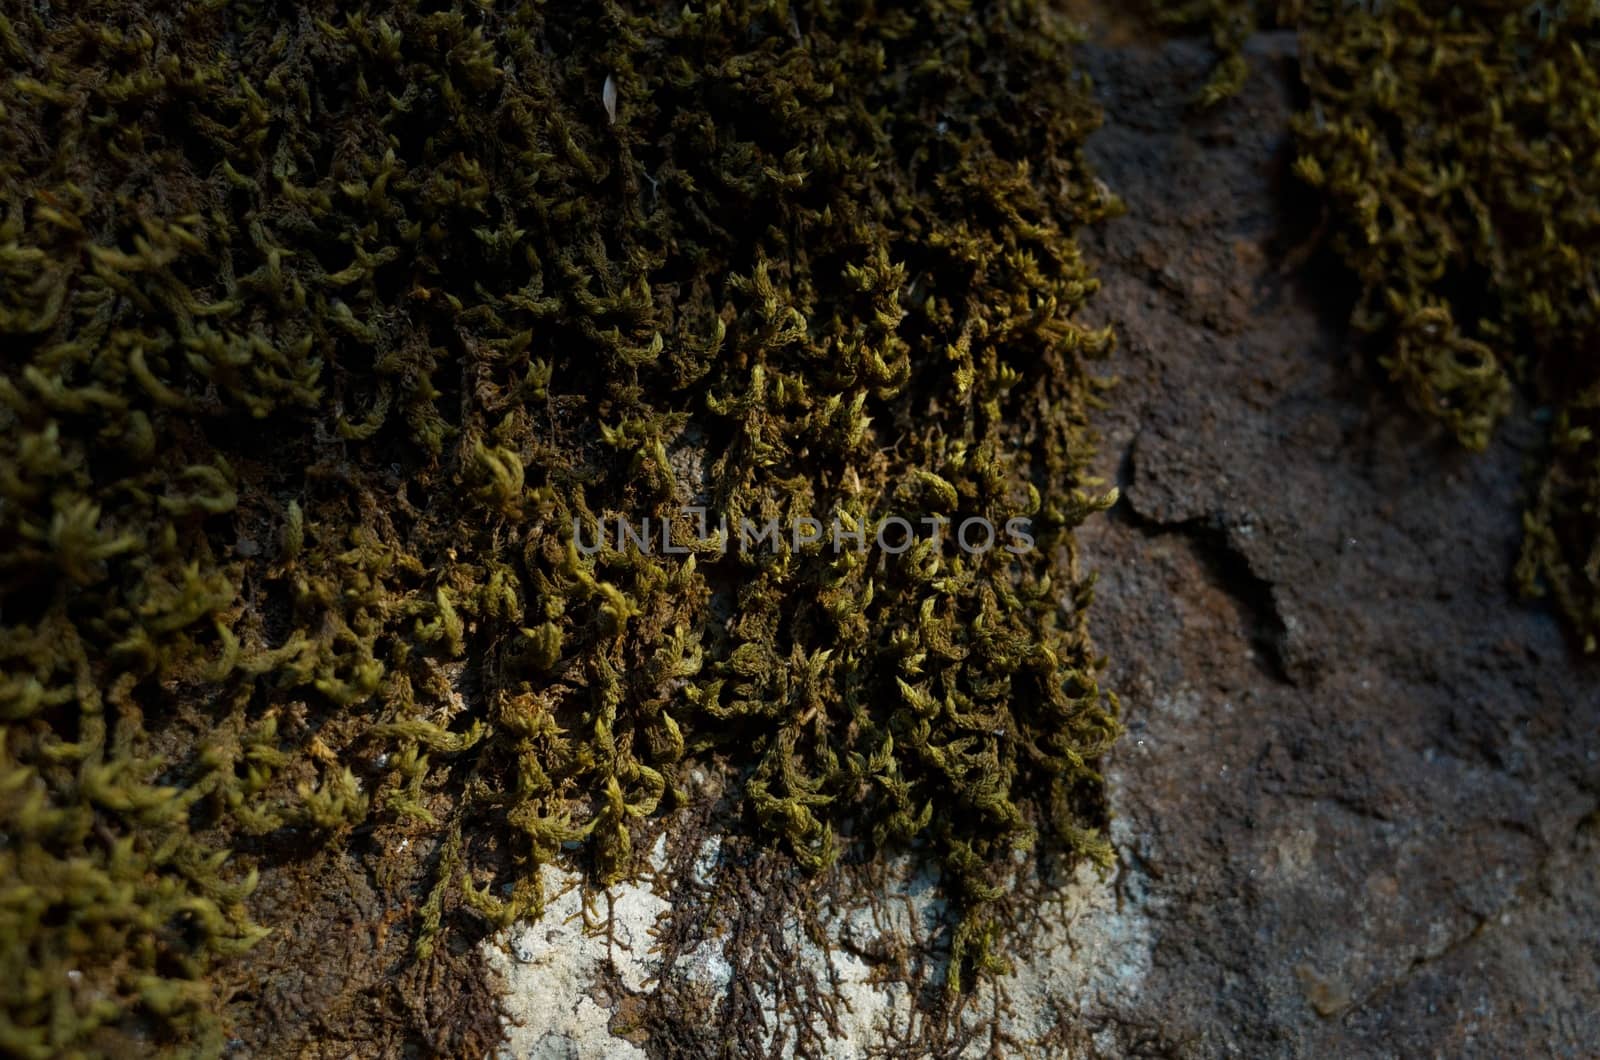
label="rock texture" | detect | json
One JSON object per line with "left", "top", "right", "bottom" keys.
{"left": 484, "top": 27, "right": 1600, "bottom": 1059}
{"left": 1071, "top": 29, "right": 1600, "bottom": 1056}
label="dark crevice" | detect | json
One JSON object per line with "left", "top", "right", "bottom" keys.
{"left": 1109, "top": 445, "right": 1293, "bottom": 684}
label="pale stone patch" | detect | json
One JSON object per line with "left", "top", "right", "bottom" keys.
{"left": 486, "top": 856, "right": 667, "bottom": 1059}
{"left": 485, "top": 777, "right": 1154, "bottom": 1057}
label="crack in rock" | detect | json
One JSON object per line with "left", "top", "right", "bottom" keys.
{"left": 1112, "top": 455, "right": 1296, "bottom": 684}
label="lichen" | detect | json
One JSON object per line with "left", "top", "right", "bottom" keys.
{"left": 0, "top": 0, "right": 1121, "bottom": 1048}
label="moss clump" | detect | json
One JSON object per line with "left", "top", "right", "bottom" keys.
{"left": 1287, "top": 1, "right": 1600, "bottom": 646}
{"left": 1147, "top": 0, "right": 1268, "bottom": 105}
{"left": 1289, "top": 2, "right": 1591, "bottom": 442}
{"left": 0, "top": 0, "right": 1120, "bottom": 1047}
{"left": 1154, "top": 0, "right": 1600, "bottom": 649}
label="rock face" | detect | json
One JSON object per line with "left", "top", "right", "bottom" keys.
{"left": 1075, "top": 31, "right": 1599, "bottom": 1056}
{"left": 484, "top": 29, "right": 1600, "bottom": 1060}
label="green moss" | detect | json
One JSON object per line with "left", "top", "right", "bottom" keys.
{"left": 1, "top": 0, "right": 1121, "bottom": 1047}
{"left": 1153, "top": 0, "right": 1600, "bottom": 650}
{"left": 1148, "top": 0, "right": 1267, "bottom": 105}
{"left": 1292, "top": 0, "right": 1600, "bottom": 648}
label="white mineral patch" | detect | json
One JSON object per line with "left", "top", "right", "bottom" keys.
{"left": 677, "top": 937, "right": 734, "bottom": 995}
{"left": 963, "top": 809, "right": 1157, "bottom": 1054}
{"left": 487, "top": 853, "right": 669, "bottom": 1059}
{"left": 486, "top": 776, "right": 1153, "bottom": 1057}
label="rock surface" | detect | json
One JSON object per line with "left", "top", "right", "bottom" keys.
{"left": 484, "top": 27, "right": 1600, "bottom": 1059}
{"left": 1073, "top": 30, "right": 1599, "bottom": 1056}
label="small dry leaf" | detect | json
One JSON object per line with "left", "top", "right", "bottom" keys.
{"left": 602, "top": 74, "right": 617, "bottom": 125}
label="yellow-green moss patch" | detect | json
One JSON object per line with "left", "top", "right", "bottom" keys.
{"left": 0, "top": 1, "right": 1122, "bottom": 1048}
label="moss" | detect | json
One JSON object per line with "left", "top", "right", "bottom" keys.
{"left": 1152, "top": 0, "right": 1600, "bottom": 650}
{"left": 1292, "top": 0, "right": 1600, "bottom": 648}
{"left": 1147, "top": 0, "right": 1270, "bottom": 105}
{"left": 0, "top": 0, "right": 1121, "bottom": 1047}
